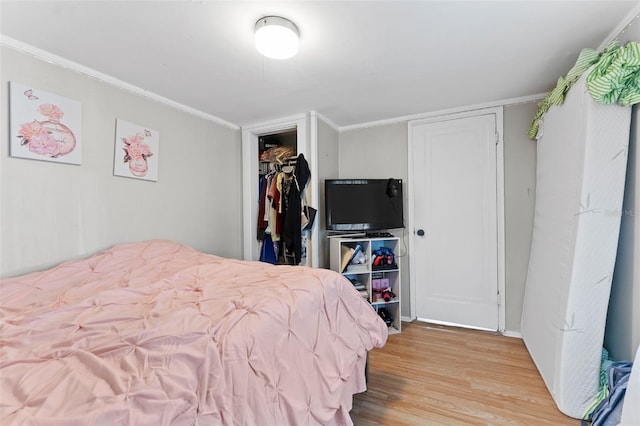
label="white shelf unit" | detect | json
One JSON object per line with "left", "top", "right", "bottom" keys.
{"left": 329, "top": 236, "right": 401, "bottom": 334}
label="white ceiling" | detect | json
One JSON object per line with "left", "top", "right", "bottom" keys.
{"left": 1, "top": 1, "right": 637, "bottom": 128}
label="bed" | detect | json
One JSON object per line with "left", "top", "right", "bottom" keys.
{"left": 0, "top": 240, "right": 388, "bottom": 425}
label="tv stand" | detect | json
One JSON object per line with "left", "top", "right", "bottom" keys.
{"left": 329, "top": 235, "right": 401, "bottom": 334}
{"left": 365, "top": 231, "right": 394, "bottom": 238}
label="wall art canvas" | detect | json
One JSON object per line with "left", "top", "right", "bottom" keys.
{"left": 113, "top": 119, "right": 159, "bottom": 182}
{"left": 9, "top": 82, "right": 82, "bottom": 165}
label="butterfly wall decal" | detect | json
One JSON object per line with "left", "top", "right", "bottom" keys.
{"left": 23, "top": 89, "right": 39, "bottom": 100}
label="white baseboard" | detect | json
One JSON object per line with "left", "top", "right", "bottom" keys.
{"left": 401, "top": 317, "right": 523, "bottom": 339}
{"left": 501, "top": 330, "right": 523, "bottom": 339}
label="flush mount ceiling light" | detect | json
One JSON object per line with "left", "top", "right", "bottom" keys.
{"left": 255, "top": 16, "right": 299, "bottom": 60}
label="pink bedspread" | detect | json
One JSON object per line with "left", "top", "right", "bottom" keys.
{"left": 0, "top": 240, "right": 387, "bottom": 425}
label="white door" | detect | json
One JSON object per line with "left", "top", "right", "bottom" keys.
{"left": 411, "top": 113, "right": 499, "bottom": 330}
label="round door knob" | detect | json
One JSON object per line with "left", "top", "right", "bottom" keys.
{"left": 417, "top": 229, "right": 425, "bottom": 236}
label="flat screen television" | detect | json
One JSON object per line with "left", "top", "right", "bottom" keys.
{"left": 325, "top": 179, "right": 404, "bottom": 231}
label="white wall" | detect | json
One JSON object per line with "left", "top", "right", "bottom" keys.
{"left": 0, "top": 46, "right": 243, "bottom": 278}
{"left": 316, "top": 116, "right": 340, "bottom": 268}
{"left": 503, "top": 102, "right": 538, "bottom": 333}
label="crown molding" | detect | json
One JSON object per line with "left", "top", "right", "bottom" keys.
{"left": 0, "top": 35, "right": 240, "bottom": 130}
{"left": 339, "top": 93, "right": 544, "bottom": 132}
{"left": 241, "top": 112, "right": 308, "bottom": 133}
{"left": 310, "top": 111, "right": 339, "bottom": 132}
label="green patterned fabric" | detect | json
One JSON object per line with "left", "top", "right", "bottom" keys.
{"left": 528, "top": 40, "right": 640, "bottom": 141}
{"left": 583, "top": 348, "right": 614, "bottom": 419}
{"left": 586, "top": 41, "right": 640, "bottom": 106}
{"left": 528, "top": 47, "right": 601, "bottom": 140}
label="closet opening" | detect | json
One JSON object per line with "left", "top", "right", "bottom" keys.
{"left": 256, "top": 128, "right": 311, "bottom": 266}
{"left": 241, "top": 114, "right": 313, "bottom": 267}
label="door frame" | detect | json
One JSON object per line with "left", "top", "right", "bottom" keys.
{"left": 407, "top": 107, "right": 506, "bottom": 332}
{"left": 241, "top": 113, "right": 319, "bottom": 267}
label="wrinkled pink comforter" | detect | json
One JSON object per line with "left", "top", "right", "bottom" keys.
{"left": 0, "top": 240, "right": 387, "bottom": 425}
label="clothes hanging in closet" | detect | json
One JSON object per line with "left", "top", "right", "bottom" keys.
{"left": 257, "top": 153, "right": 310, "bottom": 265}
{"left": 258, "top": 170, "right": 281, "bottom": 264}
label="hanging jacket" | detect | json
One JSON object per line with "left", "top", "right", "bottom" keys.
{"left": 257, "top": 175, "right": 268, "bottom": 241}
{"left": 282, "top": 154, "right": 310, "bottom": 264}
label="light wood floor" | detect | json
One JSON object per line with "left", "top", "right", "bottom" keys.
{"left": 350, "top": 321, "right": 579, "bottom": 425}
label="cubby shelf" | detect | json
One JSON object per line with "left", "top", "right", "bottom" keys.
{"left": 329, "top": 236, "right": 401, "bottom": 334}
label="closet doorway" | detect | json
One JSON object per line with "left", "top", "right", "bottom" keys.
{"left": 242, "top": 114, "right": 316, "bottom": 266}
{"left": 258, "top": 130, "right": 299, "bottom": 265}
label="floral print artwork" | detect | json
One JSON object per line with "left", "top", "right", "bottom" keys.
{"left": 114, "top": 119, "right": 159, "bottom": 181}
{"left": 18, "top": 104, "right": 76, "bottom": 158}
{"left": 9, "top": 82, "right": 82, "bottom": 165}
{"left": 122, "top": 131, "right": 153, "bottom": 177}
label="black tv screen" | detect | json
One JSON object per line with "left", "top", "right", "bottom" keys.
{"left": 325, "top": 179, "right": 404, "bottom": 231}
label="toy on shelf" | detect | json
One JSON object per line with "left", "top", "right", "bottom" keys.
{"left": 381, "top": 287, "right": 396, "bottom": 302}
{"left": 371, "top": 247, "right": 397, "bottom": 270}
{"left": 377, "top": 307, "right": 393, "bottom": 327}
{"left": 373, "top": 287, "right": 396, "bottom": 303}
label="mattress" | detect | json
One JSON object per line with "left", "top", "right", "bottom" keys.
{"left": 521, "top": 74, "right": 631, "bottom": 418}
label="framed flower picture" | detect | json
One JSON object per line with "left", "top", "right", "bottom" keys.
{"left": 9, "top": 82, "right": 82, "bottom": 165}
{"left": 113, "top": 119, "right": 159, "bottom": 181}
